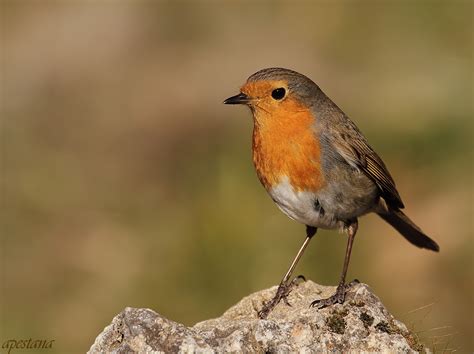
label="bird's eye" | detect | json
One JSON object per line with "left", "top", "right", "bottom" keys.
{"left": 271, "top": 88, "right": 286, "bottom": 100}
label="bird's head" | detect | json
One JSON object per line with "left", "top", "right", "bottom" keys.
{"left": 224, "top": 68, "right": 320, "bottom": 124}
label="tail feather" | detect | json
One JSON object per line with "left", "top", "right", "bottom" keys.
{"left": 377, "top": 209, "right": 439, "bottom": 252}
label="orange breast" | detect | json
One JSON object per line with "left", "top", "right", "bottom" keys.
{"left": 252, "top": 99, "right": 325, "bottom": 192}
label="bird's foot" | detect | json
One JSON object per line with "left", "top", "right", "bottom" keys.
{"left": 258, "top": 275, "right": 306, "bottom": 319}
{"left": 310, "top": 279, "right": 360, "bottom": 309}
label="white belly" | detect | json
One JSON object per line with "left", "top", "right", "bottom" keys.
{"left": 268, "top": 177, "right": 340, "bottom": 229}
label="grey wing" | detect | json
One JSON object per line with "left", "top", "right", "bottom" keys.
{"left": 323, "top": 117, "right": 405, "bottom": 209}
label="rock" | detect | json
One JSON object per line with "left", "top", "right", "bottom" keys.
{"left": 89, "top": 281, "right": 425, "bottom": 353}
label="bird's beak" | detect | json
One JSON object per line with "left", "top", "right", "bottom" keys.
{"left": 223, "top": 92, "right": 250, "bottom": 105}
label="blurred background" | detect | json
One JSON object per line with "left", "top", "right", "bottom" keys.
{"left": 1, "top": 1, "right": 472, "bottom": 352}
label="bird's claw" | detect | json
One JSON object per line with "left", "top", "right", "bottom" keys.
{"left": 258, "top": 275, "right": 306, "bottom": 319}
{"left": 310, "top": 279, "right": 360, "bottom": 309}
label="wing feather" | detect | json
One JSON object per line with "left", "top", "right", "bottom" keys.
{"left": 326, "top": 118, "right": 404, "bottom": 209}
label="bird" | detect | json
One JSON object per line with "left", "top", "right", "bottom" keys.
{"left": 223, "top": 67, "right": 439, "bottom": 319}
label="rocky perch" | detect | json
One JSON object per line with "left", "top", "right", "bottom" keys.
{"left": 89, "top": 281, "right": 425, "bottom": 353}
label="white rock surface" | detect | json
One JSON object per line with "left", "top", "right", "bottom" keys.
{"left": 89, "top": 281, "right": 424, "bottom": 353}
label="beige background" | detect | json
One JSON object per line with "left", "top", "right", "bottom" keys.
{"left": 2, "top": 1, "right": 473, "bottom": 352}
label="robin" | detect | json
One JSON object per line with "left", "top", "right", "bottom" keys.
{"left": 224, "top": 67, "right": 439, "bottom": 319}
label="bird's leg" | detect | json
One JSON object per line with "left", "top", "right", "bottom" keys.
{"left": 258, "top": 226, "right": 317, "bottom": 319}
{"left": 311, "top": 220, "right": 358, "bottom": 308}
